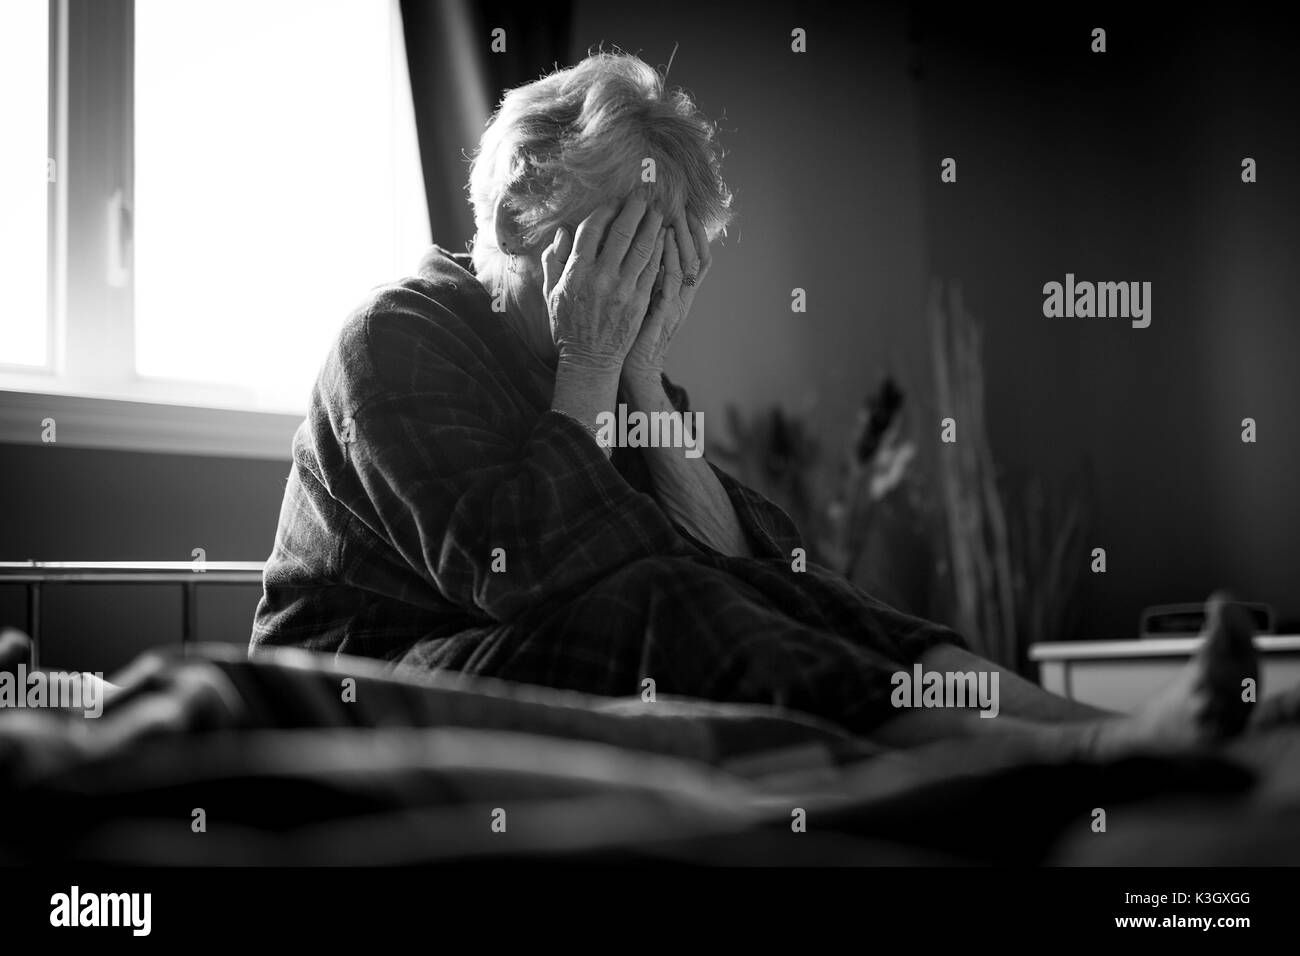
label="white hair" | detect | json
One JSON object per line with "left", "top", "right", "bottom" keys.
{"left": 467, "top": 51, "right": 733, "bottom": 293}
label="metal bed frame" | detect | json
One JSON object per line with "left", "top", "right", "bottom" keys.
{"left": 0, "top": 561, "right": 265, "bottom": 668}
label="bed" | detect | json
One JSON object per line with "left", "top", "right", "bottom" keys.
{"left": 2, "top": 564, "right": 1300, "bottom": 866}
{"left": 4, "top": 640, "right": 1300, "bottom": 865}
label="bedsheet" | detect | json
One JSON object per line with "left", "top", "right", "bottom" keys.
{"left": 1, "top": 643, "right": 1295, "bottom": 865}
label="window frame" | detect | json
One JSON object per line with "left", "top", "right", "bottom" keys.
{"left": 0, "top": 0, "right": 415, "bottom": 460}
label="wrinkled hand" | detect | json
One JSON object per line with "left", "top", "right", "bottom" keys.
{"left": 543, "top": 189, "right": 667, "bottom": 373}
{"left": 622, "top": 211, "right": 712, "bottom": 382}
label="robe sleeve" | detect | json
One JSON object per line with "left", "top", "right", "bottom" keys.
{"left": 659, "top": 374, "right": 805, "bottom": 560}
{"left": 332, "top": 300, "right": 688, "bottom": 623}
{"left": 707, "top": 463, "right": 805, "bottom": 560}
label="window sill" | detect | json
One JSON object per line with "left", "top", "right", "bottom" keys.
{"left": 0, "top": 387, "right": 301, "bottom": 460}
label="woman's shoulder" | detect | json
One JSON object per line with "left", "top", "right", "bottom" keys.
{"left": 413, "top": 244, "right": 479, "bottom": 287}
{"left": 363, "top": 244, "right": 492, "bottom": 347}
{"left": 318, "top": 246, "right": 511, "bottom": 411}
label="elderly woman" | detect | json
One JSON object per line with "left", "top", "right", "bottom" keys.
{"left": 252, "top": 53, "right": 1259, "bottom": 756}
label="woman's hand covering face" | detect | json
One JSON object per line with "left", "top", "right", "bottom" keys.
{"left": 622, "top": 209, "right": 711, "bottom": 380}
{"left": 542, "top": 189, "right": 667, "bottom": 372}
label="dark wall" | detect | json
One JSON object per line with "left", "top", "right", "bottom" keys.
{"left": 571, "top": 1, "right": 1300, "bottom": 639}
{"left": 0, "top": 443, "right": 286, "bottom": 672}
{"left": 913, "top": 7, "right": 1300, "bottom": 637}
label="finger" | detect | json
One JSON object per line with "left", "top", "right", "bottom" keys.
{"left": 660, "top": 227, "right": 684, "bottom": 300}
{"left": 655, "top": 230, "right": 687, "bottom": 347}
{"left": 571, "top": 202, "right": 618, "bottom": 264}
{"left": 671, "top": 211, "right": 701, "bottom": 280}
{"left": 541, "top": 225, "right": 573, "bottom": 294}
{"left": 636, "top": 227, "right": 667, "bottom": 298}
{"left": 599, "top": 190, "right": 651, "bottom": 267}
{"left": 624, "top": 205, "right": 665, "bottom": 278}
{"left": 688, "top": 214, "right": 712, "bottom": 275}
{"left": 631, "top": 229, "right": 666, "bottom": 321}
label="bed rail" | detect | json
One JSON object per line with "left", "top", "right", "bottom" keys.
{"left": 0, "top": 561, "right": 265, "bottom": 668}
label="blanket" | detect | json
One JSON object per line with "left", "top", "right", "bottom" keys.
{"left": 3, "top": 643, "right": 1294, "bottom": 866}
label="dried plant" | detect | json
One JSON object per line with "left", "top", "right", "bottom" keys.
{"left": 1009, "top": 473, "right": 1089, "bottom": 661}
{"left": 713, "top": 405, "right": 820, "bottom": 538}
{"left": 929, "top": 280, "right": 1089, "bottom": 669}
{"left": 929, "top": 280, "right": 1017, "bottom": 666}
{"left": 715, "top": 381, "right": 918, "bottom": 575}
{"left": 713, "top": 283, "right": 1088, "bottom": 672}
{"left": 826, "top": 379, "right": 917, "bottom": 579}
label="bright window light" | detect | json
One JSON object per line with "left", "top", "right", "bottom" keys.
{"left": 0, "top": 0, "right": 50, "bottom": 369}
{"left": 134, "top": 0, "right": 430, "bottom": 413}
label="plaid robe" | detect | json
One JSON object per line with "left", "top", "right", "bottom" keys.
{"left": 252, "top": 247, "right": 962, "bottom": 734}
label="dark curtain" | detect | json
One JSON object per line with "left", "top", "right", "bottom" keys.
{"left": 400, "top": 0, "right": 574, "bottom": 247}
{"left": 469, "top": 0, "right": 574, "bottom": 102}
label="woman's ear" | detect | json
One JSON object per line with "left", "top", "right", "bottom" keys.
{"left": 492, "top": 195, "right": 526, "bottom": 255}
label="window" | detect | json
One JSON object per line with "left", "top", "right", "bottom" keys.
{"left": 0, "top": 0, "right": 51, "bottom": 369}
{"left": 0, "top": 0, "right": 431, "bottom": 455}
{"left": 134, "top": 0, "right": 430, "bottom": 413}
